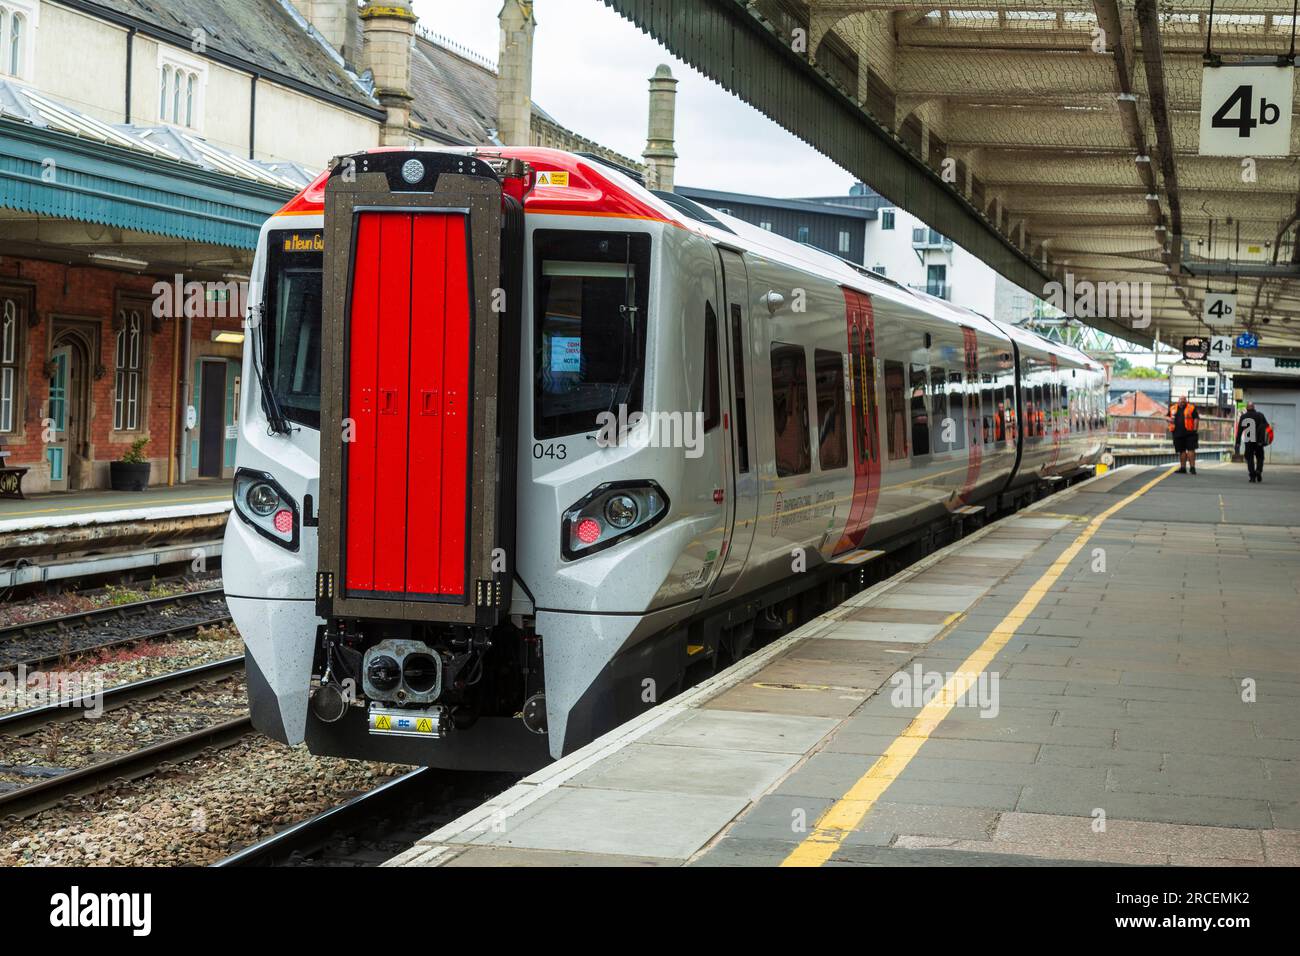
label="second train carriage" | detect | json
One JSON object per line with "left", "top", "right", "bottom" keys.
{"left": 224, "top": 147, "right": 1107, "bottom": 771}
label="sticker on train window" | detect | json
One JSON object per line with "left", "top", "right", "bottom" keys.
{"left": 550, "top": 336, "right": 582, "bottom": 373}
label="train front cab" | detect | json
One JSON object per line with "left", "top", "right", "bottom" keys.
{"left": 223, "top": 204, "right": 327, "bottom": 750}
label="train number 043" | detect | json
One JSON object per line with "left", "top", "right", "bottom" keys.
{"left": 532, "top": 442, "right": 567, "bottom": 460}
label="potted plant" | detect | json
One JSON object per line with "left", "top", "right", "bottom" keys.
{"left": 110, "top": 437, "right": 151, "bottom": 491}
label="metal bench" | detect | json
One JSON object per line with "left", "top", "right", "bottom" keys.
{"left": 0, "top": 440, "right": 28, "bottom": 499}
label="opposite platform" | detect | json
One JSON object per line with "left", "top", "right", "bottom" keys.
{"left": 389, "top": 463, "right": 1300, "bottom": 867}
{"left": 0, "top": 479, "right": 232, "bottom": 533}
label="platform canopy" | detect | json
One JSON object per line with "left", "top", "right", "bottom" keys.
{"left": 603, "top": 0, "right": 1300, "bottom": 356}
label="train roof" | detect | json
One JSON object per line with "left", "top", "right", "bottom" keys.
{"left": 271, "top": 146, "right": 1102, "bottom": 370}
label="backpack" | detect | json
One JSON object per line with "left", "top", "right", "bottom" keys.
{"left": 1265, "top": 424, "right": 1274, "bottom": 446}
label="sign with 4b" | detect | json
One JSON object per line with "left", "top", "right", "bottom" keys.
{"left": 1203, "top": 291, "right": 1237, "bottom": 327}
{"left": 1209, "top": 335, "right": 1234, "bottom": 359}
{"left": 1199, "top": 65, "right": 1294, "bottom": 156}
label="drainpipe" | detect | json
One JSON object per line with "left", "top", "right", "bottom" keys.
{"left": 248, "top": 75, "right": 258, "bottom": 160}
{"left": 168, "top": 313, "right": 180, "bottom": 486}
{"left": 125, "top": 27, "right": 135, "bottom": 123}
{"left": 180, "top": 312, "right": 192, "bottom": 483}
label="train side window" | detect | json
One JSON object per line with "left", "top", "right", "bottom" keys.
{"left": 929, "top": 367, "right": 947, "bottom": 454}
{"left": 771, "top": 342, "right": 811, "bottom": 477}
{"left": 1061, "top": 384, "right": 1070, "bottom": 432}
{"left": 703, "top": 303, "right": 720, "bottom": 432}
{"left": 947, "top": 370, "right": 966, "bottom": 451}
{"left": 1032, "top": 384, "right": 1044, "bottom": 437}
{"left": 910, "top": 363, "right": 930, "bottom": 456}
{"left": 1004, "top": 383, "right": 1016, "bottom": 442}
{"left": 729, "top": 305, "right": 750, "bottom": 473}
{"left": 885, "top": 360, "right": 908, "bottom": 460}
{"left": 813, "top": 349, "right": 848, "bottom": 471}
{"left": 981, "top": 382, "right": 995, "bottom": 445}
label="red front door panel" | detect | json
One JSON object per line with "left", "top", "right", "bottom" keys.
{"left": 344, "top": 210, "right": 472, "bottom": 601}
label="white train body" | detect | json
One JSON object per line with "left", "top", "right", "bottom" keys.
{"left": 224, "top": 148, "right": 1106, "bottom": 770}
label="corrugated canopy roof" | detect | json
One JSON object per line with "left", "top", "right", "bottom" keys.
{"left": 603, "top": 0, "right": 1300, "bottom": 356}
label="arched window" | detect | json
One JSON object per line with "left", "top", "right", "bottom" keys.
{"left": 160, "top": 65, "right": 171, "bottom": 120}
{"left": 1, "top": 296, "right": 17, "bottom": 433}
{"left": 172, "top": 72, "right": 182, "bottom": 126}
{"left": 185, "top": 72, "right": 195, "bottom": 127}
{"left": 114, "top": 308, "right": 143, "bottom": 430}
{"left": 8, "top": 13, "right": 22, "bottom": 77}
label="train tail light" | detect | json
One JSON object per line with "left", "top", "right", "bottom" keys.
{"left": 561, "top": 481, "right": 668, "bottom": 560}
{"left": 233, "top": 468, "right": 300, "bottom": 551}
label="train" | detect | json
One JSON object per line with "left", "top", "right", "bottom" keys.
{"left": 223, "top": 146, "right": 1106, "bottom": 771}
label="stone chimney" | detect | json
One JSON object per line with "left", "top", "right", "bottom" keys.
{"left": 360, "top": 0, "right": 417, "bottom": 146}
{"left": 298, "top": 1, "right": 362, "bottom": 63}
{"left": 497, "top": 1, "right": 536, "bottom": 146}
{"left": 643, "top": 64, "right": 678, "bottom": 192}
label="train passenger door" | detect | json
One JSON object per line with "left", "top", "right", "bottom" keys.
{"left": 835, "top": 289, "right": 881, "bottom": 552}
{"left": 708, "top": 248, "right": 758, "bottom": 596}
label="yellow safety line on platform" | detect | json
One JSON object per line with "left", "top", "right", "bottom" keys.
{"left": 0, "top": 493, "right": 230, "bottom": 518}
{"left": 780, "top": 465, "right": 1176, "bottom": 868}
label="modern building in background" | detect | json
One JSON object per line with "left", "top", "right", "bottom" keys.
{"left": 678, "top": 181, "right": 1057, "bottom": 324}
{"left": 673, "top": 187, "right": 874, "bottom": 265}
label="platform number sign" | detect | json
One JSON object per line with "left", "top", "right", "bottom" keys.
{"left": 1202, "top": 291, "right": 1237, "bottom": 328}
{"left": 1209, "top": 336, "right": 1234, "bottom": 359}
{"left": 1199, "top": 66, "right": 1294, "bottom": 157}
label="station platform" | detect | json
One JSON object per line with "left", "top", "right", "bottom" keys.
{"left": 0, "top": 481, "right": 232, "bottom": 574}
{"left": 0, "top": 480, "right": 231, "bottom": 533}
{"left": 389, "top": 463, "right": 1300, "bottom": 867}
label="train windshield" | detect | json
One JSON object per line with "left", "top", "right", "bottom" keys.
{"left": 533, "top": 230, "right": 650, "bottom": 439}
{"left": 259, "top": 229, "right": 324, "bottom": 430}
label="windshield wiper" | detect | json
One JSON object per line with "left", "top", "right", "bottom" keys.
{"left": 250, "top": 301, "right": 292, "bottom": 436}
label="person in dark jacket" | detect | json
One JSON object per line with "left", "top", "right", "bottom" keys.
{"left": 1234, "top": 402, "right": 1271, "bottom": 483}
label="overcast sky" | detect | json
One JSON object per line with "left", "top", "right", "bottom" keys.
{"left": 410, "top": 0, "right": 857, "bottom": 198}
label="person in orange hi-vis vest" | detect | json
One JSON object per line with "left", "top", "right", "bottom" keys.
{"left": 1168, "top": 394, "right": 1200, "bottom": 475}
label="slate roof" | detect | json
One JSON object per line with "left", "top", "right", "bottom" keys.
{"left": 78, "top": 0, "right": 376, "bottom": 111}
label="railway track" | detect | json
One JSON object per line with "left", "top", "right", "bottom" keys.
{"left": 0, "top": 656, "right": 250, "bottom": 821}
{"left": 0, "top": 656, "right": 245, "bottom": 736}
{"left": 0, "top": 717, "right": 253, "bottom": 822}
{"left": 215, "top": 768, "right": 519, "bottom": 867}
{"left": 0, "top": 587, "right": 232, "bottom": 672}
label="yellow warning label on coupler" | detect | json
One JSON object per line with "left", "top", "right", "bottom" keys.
{"left": 416, "top": 718, "right": 433, "bottom": 733}
{"left": 375, "top": 714, "right": 392, "bottom": 730}
{"left": 536, "top": 170, "right": 569, "bottom": 187}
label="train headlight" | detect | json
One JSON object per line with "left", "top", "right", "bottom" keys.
{"left": 604, "top": 494, "right": 638, "bottom": 528}
{"left": 561, "top": 481, "right": 668, "bottom": 560}
{"left": 247, "top": 482, "right": 280, "bottom": 516}
{"left": 233, "top": 468, "right": 300, "bottom": 552}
